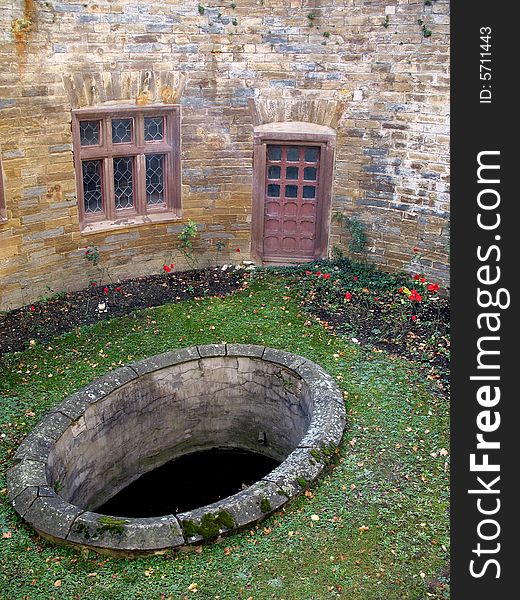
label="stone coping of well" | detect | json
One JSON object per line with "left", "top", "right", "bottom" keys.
{"left": 7, "top": 344, "right": 346, "bottom": 556}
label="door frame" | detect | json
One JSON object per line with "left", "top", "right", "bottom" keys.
{"left": 251, "top": 122, "right": 336, "bottom": 264}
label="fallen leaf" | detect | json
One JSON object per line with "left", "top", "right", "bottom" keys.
{"left": 359, "top": 525, "right": 369, "bottom": 533}
{"left": 310, "top": 514, "right": 320, "bottom": 522}
{"left": 54, "top": 580, "right": 62, "bottom": 587}
{"left": 188, "top": 582, "right": 198, "bottom": 592}
{"left": 2, "top": 531, "right": 12, "bottom": 539}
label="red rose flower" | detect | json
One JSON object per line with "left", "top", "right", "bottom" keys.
{"left": 163, "top": 264, "right": 171, "bottom": 273}
{"left": 419, "top": 277, "right": 425, "bottom": 283}
{"left": 305, "top": 270, "right": 311, "bottom": 276}
{"left": 345, "top": 292, "right": 352, "bottom": 301}
{"left": 353, "top": 276, "right": 358, "bottom": 281}
{"left": 115, "top": 286, "right": 122, "bottom": 292}
{"left": 413, "top": 274, "right": 420, "bottom": 281}
{"left": 411, "top": 315, "right": 417, "bottom": 321}
{"left": 409, "top": 289, "right": 422, "bottom": 302}
{"left": 91, "top": 282, "right": 97, "bottom": 287}
{"left": 427, "top": 283, "right": 439, "bottom": 293}
{"left": 323, "top": 273, "right": 331, "bottom": 280}
{"left": 103, "top": 286, "right": 109, "bottom": 294}
{"left": 30, "top": 306, "right": 35, "bottom": 312}
{"left": 236, "top": 248, "right": 240, "bottom": 252}
{"left": 398, "top": 287, "right": 403, "bottom": 293}
{"left": 316, "top": 271, "right": 321, "bottom": 277}
{"left": 170, "top": 263, "right": 174, "bottom": 269}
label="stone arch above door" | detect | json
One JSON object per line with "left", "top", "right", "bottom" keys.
{"left": 251, "top": 121, "right": 336, "bottom": 265}
{"left": 247, "top": 98, "right": 346, "bottom": 129}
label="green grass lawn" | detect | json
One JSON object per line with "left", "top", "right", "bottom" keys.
{"left": 0, "top": 272, "right": 449, "bottom": 599}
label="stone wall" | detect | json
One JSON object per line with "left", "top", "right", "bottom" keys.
{"left": 0, "top": 0, "right": 450, "bottom": 310}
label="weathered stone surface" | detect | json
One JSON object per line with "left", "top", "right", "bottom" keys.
{"left": 53, "top": 366, "right": 138, "bottom": 420}
{"left": 177, "top": 480, "right": 285, "bottom": 544}
{"left": 11, "top": 486, "right": 39, "bottom": 518}
{"left": 9, "top": 346, "right": 345, "bottom": 554}
{"left": 0, "top": 1, "right": 450, "bottom": 310}
{"left": 13, "top": 432, "right": 54, "bottom": 464}
{"left": 129, "top": 346, "right": 200, "bottom": 375}
{"left": 7, "top": 460, "right": 48, "bottom": 501}
{"left": 67, "top": 512, "right": 184, "bottom": 551}
{"left": 262, "top": 447, "right": 325, "bottom": 497}
{"left": 30, "top": 411, "right": 72, "bottom": 443}
{"left": 24, "top": 494, "right": 84, "bottom": 539}
{"left": 262, "top": 347, "right": 307, "bottom": 370}
{"left": 226, "top": 343, "right": 265, "bottom": 358}
{"left": 197, "top": 343, "right": 226, "bottom": 357}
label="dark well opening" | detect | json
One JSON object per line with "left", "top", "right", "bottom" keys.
{"left": 96, "top": 448, "right": 280, "bottom": 518}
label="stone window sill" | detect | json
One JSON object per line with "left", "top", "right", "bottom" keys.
{"left": 80, "top": 211, "right": 180, "bottom": 235}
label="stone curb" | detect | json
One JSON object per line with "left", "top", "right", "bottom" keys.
{"left": 8, "top": 346, "right": 346, "bottom": 555}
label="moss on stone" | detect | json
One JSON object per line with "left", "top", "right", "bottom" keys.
{"left": 182, "top": 510, "right": 235, "bottom": 541}
{"left": 260, "top": 498, "right": 272, "bottom": 513}
{"left": 96, "top": 516, "right": 128, "bottom": 536}
{"left": 296, "top": 476, "right": 308, "bottom": 488}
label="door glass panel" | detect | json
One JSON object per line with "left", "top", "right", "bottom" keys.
{"left": 268, "top": 166, "right": 281, "bottom": 179}
{"left": 304, "top": 147, "right": 319, "bottom": 162}
{"left": 304, "top": 166, "right": 317, "bottom": 180}
{"left": 303, "top": 185, "right": 316, "bottom": 199}
{"left": 286, "top": 166, "right": 299, "bottom": 180}
{"left": 285, "top": 185, "right": 298, "bottom": 198}
{"left": 267, "top": 184, "right": 280, "bottom": 197}
{"left": 286, "top": 147, "right": 300, "bottom": 162}
{"left": 268, "top": 146, "right": 282, "bottom": 161}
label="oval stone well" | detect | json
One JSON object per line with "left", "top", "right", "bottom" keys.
{"left": 8, "top": 344, "right": 346, "bottom": 555}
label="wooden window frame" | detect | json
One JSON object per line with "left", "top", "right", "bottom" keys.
{"left": 251, "top": 123, "right": 336, "bottom": 263}
{"left": 72, "top": 105, "right": 181, "bottom": 233}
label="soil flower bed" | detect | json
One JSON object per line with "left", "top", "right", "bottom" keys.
{"left": 0, "top": 267, "right": 246, "bottom": 357}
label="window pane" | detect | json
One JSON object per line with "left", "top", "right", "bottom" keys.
{"left": 113, "top": 157, "right": 134, "bottom": 209}
{"left": 267, "top": 183, "right": 280, "bottom": 197}
{"left": 303, "top": 185, "right": 316, "bottom": 199}
{"left": 146, "top": 154, "right": 165, "bottom": 205}
{"left": 268, "top": 146, "right": 281, "bottom": 161}
{"left": 285, "top": 184, "right": 298, "bottom": 198}
{"left": 304, "top": 166, "right": 317, "bottom": 181}
{"left": 80, "top": 121, "right": 100, "bottom": 146}
{"left": 304, "top": 147, "right": 319, "bottom": 162}
{"left": 268, "top": 165, "right": 281, "bottom": 180}
{"left": 286, "top": 147, "right": 300, "bottom": 162}
{"left": 112, "top": 118, "right": 133, "bottom": 144}
{"left": 144, "top": 116, "right": 164, "bottom": 141}
{"left": 82, "top": 160, "right": 103, "bottom": 213}
{"left": 286, "top": 166, "right": 299, "bottom": 180}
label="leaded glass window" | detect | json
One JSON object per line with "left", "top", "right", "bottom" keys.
{"left": 145, "top": 154, "right": 165, "bottom": 205}
{"left": 113, "top": 157, "right": 134, "bottom": 209}
{"left": 112, "top": 118, "right": 133, "bottom": 144}
{"left": 82, "top": 160, "right": 103, "bottom": 213}
{"left": 144, "top": 116, "right": 164, "bottom": 141}
{"left": 73, "top": 106, "right": 180, "bottom": 228}
{"left": 80, "top": 121, "right": 100, "bottom": 146}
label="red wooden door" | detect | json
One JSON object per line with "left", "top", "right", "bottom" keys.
{"left": 262, "top": 145, "right": 320, "bottom": 261}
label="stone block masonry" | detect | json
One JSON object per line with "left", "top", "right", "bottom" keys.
{"left": 0, "top": 0, "right": 450, "bottom": 310}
